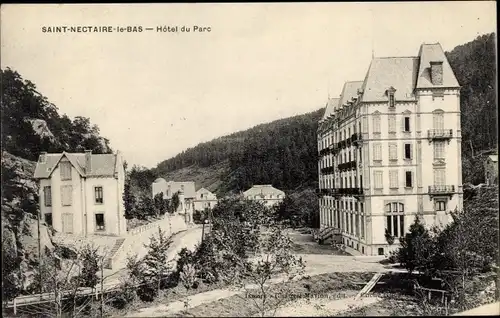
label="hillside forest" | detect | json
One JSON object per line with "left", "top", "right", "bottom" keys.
{"left": 0, "top": 32, "right": 497, "bottom": 298}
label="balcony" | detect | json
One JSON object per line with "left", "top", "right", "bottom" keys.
{"left": 337, "top": 160, "right": 357, "bottom": 172}
{"left": 428, "top": 185, "right": 455, "bottom": 198}
{"left": 336, "top": 187, "right": 364, "bottom": 196}
{"left": 351, "top": 133, "right": 363, "bottom": 146}
{"left": 428, "top": 129, "right": 453, "bottom": 142}
{"left": 320, "top": 166, "right": 335, "bottom": 175}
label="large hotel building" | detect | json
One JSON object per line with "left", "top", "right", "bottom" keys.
{"left": 317, "top": 43, "right": 462, "bottom": 256}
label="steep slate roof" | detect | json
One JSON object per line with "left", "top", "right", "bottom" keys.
{"left": 416, "top": 43, "right": 460, "bottom": 89}
{"left": 243, "top": 185, "right": 285, "bottom": 196}
{"left": 321, "top": 97, "right": 340, "bottom": 121}
{"left": 361, "top": 57, "right": 419, "bottom": 102}
{"left": 34, "top": 152, "right": 118, "bottom": 179}
{"left": 339, "top": 81, "right": 364, "bottom": 106}
{"left": 360, "top": 43, "right": 459, "bottom": 103}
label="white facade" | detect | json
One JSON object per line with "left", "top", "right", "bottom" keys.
{"left": 243, "top": 185, "right": 286, "bottom": 207}
{"left": 36, "top": 151, "right": 127, "bottom": 236}
{"left": 318, "top": 43, "right": 462, "bottom": 256}
{"left": 193, "top": 188, "right": 218, "bottom": 211}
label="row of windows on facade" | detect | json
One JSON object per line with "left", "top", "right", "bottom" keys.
{"left": 320, "top": 141, "right": 447, "bottom": 171}
{"left": 319, "top": 111, "right": 446, "bottom": 150}
{"left": 320, "top": 170, "right": 416, "bottom": 189}
{"left": 322, "top": 200, "right": 447, "bottom": 239}
{"left": 43, "top": 185, "right": 103, "bottom": 206}
{"left": 44, "top": 212, "right": 106, "bottom": 232}
{"left": 321, "top": 197, "right": 447, "bottom": 214}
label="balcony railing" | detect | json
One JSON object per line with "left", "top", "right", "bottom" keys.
{"left": 337, "top": 160, "right": 357, "bottom": 172}
{"left": 428, "top": 129, "right": 453, "bottom": 140}
{"left": 320, "top": 166, "right": 335, "bottom": 174}
{"left": 335, "top": 187, "right": 364, "bottom": 196}
{"left": 428, "top": 185, "right": 455, "bottom": 196}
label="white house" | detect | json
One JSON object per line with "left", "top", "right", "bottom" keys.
{"left": 151, "top": 179, "right": 196, "bottom": 223}
{"left": 193, "top": 188, "right": 218, "bottom": 211}
{"left": 243, "top": 185, "right": 285, "bottom": 207}
{"left": 33, "top": 150, "right": 127, "bottom": 236}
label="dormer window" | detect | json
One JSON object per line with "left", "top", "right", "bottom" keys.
{"left": 387, "top": 86, "right": 396, "bottom": 108}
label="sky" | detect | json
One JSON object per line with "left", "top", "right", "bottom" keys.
{"left": 1, "top": 2, "right": 496, "bottom": 168}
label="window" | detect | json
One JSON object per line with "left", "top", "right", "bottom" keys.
{"left": 434, "top": 169, "right": 446, "bottom": 186}
{"left": 405, "top": 171, "right": 413, "bottom": 188}
{"left": 389, "top": 143, "right": 398, "bottom": 161}
{"left": 44, "top": 186, "right": 52, "bottom": 207}
{"left": 389, "top": 170, "right": 399, "bottom": 189}
{"left": 378, "top": 248, "right": 384, "bottom": 256}
{"left": 389, "top": 94, "right": 395, "bottom": 108}
{"left": 60, "top": 161, "right": 72, "bottom": 180}
{"left": 360, "top": 175, "right": 363, "bottom": 188}
{"left": 404, "top": 117, "right": 411, "bottom": 132}
{"left": 385, "top": 202, "right": 405, "bottom": 237}
{"left": 435, "top": 200, "right": 447, "bottom": 211}
{"left": 355, "top": 214, "right": 360, "bottom": 237}
{"left": 95, "top": 213, "right": 105, "bottom": 231}
{"left": 94, "top": 186, "right": 103, "bottom": 204}
{"left": 433, "top": 111, "right": 444, "bottom": 129}
{"left": 373, "top": 115, "right": 381, "bottom": 133}
{"left": 374, "top": 171, "right": 383, "bottom": 189}
{"left": 61, "top": 185, "right": 73, "bottom": 206}
{"left": 373, "top": 143, "right": 382, "bottom": 161}
{"left": 201, "top": 193, "right": 204, "bottom": 199}
{"left": 350, "top": 214, "right": 354, "bottom": 234}
{"left": 360, "top": 215, "right": 365, "bottom": 238}
{"left": 44, "top": 213, "right": 53, "bottom": 226}
{"left": 404, "top": 143, "right": 412, "bottom": 160}
{"left": 434, "top": 141, "right": 445, "bottom": 160}
{"left": 388, "top": 115, "right": 396, "bottom": 133}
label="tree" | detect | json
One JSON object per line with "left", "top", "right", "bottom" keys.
{"left": 231, "top": 220, "right": 306, "bottom": 317}
{"left": 169, "top": 192, "right": 180, "bottom": 213}
{"left": 153, "top": 193, "right": 167, "bottom": 217}
{"left": 123, "top": 180, "right": 136, "bottom": 219}
{"left": 396, "top": 215, "right": 435, "bottom": 275}
{"left": 142, "top": 228, "right": 174, "bottom": 294}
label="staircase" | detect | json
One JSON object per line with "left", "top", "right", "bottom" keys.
{"left": 354, "top": 272, "right": 384, "bottom": 301}
{"left": 104, "top": 238, "right": 126, "bottom": 269}
{"left": 317, "top": 227, "right": 340, "bottom": 244}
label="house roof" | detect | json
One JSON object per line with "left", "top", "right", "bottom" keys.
{"left": 361, "top": 57, "right": 419, "bottom": 102}
{"left": 416, "top": 43, "right": 460, "bottom": 89}
{"left": 359, "top": 43, "right": 459, "bottom": 103}
{"left": 488, "top": 155, "right": 498, "bottom": 162}
{"left": 34, "top": 152, "right": 119, "bottom": 179}
{"left": 243, "top": 185, "right": 285, "bottom": 196}
{"left": 321, "top": 97, "right": 340, "bottom": 121}
{"left": 153, "top": 180, "right": 196, "bottom": 198}
{"left": 339, "top": 81, "right": 364, "bottom": 107}
{"left": 196, "top": 187, "right": 214, "bottom": 194}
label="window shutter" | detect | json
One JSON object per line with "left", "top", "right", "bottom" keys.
{"left": 410, "top": 144, "right": 413, "bottom": 159}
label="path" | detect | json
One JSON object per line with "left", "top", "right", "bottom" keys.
{"left": 265, "top": 294, "right": 382, "bottom": 317}
{"left": 123, "top": 254, "right": 387, "bottom": 317}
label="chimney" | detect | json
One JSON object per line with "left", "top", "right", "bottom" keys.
{"left": 85, "top": 150, "right": 92, "bottom": 173}
{"left": 430, "top": 61, "right": 443, "bottom": 85}
{"left": 39, "top": 152, "right": 47, "bottom": 163}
